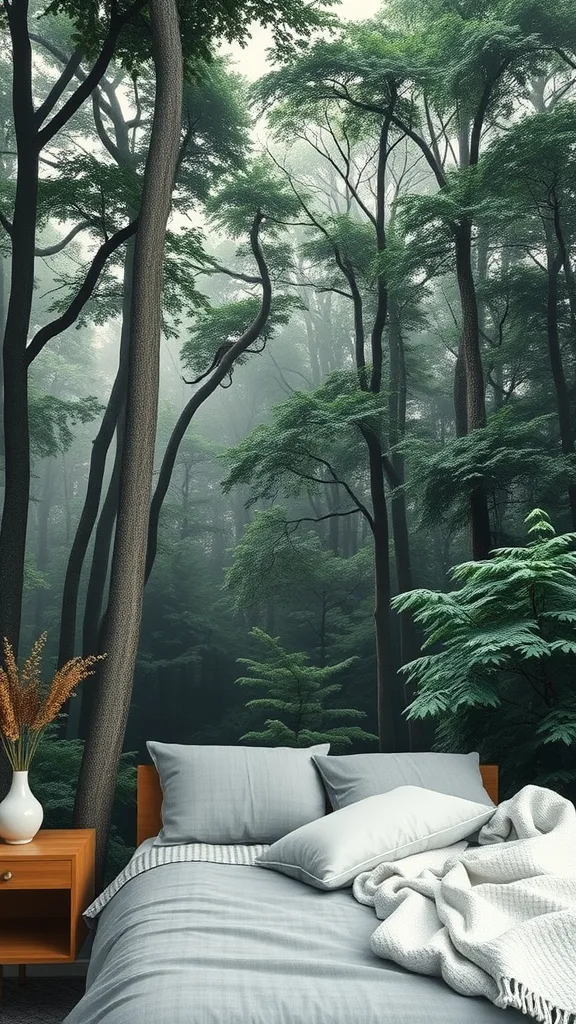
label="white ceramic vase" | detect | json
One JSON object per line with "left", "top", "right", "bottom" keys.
{"left": 0, "top": 770, "right": 43, "bottom": 844}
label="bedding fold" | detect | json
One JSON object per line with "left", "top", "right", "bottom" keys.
{"left": 353, "top": 785, "right": 576, "bottom": 1024}
{"left": 65, "top": 852, "right": 520, "bottom": 1023}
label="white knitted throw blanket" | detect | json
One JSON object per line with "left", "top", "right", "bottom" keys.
{"left": 353, "top": 785, "right": 576, "bottom": 1024}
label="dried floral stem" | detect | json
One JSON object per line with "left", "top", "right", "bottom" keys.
{"left": 0, "top": 635, "right": 105, "bottom": 771}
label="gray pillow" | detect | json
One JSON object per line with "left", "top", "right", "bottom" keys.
{"left": 312, "top": 751, "right": 493, "bottom": 810}
{"left": 256, "top": 786, "right": 494, "bottom": 890}
{"left": 148, "top": 741, "right": 330, "bottom": 845}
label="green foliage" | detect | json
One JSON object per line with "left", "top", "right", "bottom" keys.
{"left": 30, "top": 727, "right": 136, "bottom": 881}
{"left": 225, "top": 508, "right": 372, "bottom": 660}
{"left": 45, "top": 0, "right": 338, "bottom": 73}
{"left": 222, "top": 369, "right": 385, "bottom": 505}
{"left": 24, "top": 556, "right": 51, "bottom": 594}
{"left": 300, "top": 215, "right": 377, "bottom": 288}
{"left": 29, "top": 393, "right": 104, "bottom": 458}
{"left": 400, "top": 166, "right": 510, "bottom": 237}
{"left": 236, "top": 627, "right": 376, "bottom": 750}
{"left": 481, "top": 102, "right": 576, "bottom": 221}
{"left": 176, "top": 63, "right": 251, "bottom": 202}
{"left": 393, "top": 509, "right": 576, "bottom": 796}
{"left": 206, "top": 158, "right": 304, "bottom": 239}
{"left": 226, "top": 507, "right": 370, "bottom": 609}
{"left": 403, "top": 411, "right": 573, "bottom": 532}
{"left": 180, "top": 295, "right": 297, "bottom": 376}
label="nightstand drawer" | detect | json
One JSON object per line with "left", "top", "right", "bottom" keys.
{"left": 0, "top": 859, "right": 71, "bottom": 889}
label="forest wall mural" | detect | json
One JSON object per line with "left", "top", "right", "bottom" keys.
{"left": 0, "top": 0, "right": 575, "bottom": 881}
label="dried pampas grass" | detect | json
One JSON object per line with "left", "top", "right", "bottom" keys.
{"left": 0, "top": 633, "right": 105, "bottom": 771}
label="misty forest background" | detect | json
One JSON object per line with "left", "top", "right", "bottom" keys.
{"left": 2, "top": 0, "right": 576, "bottom": 877}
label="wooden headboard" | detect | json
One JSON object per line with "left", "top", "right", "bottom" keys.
{"left": 136, "top": 762, "right": 499, "bottom": 846}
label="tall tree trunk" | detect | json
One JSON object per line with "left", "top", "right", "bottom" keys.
{"left": 327, "top": 487, "right": 340, "bottom": 553}
{"left": 0, "top": 256, "right": 7, "bottom": 442}
{"left": 366, "top": 436, "right": 398, "bottom": 752}
{"left": 545, "top": 242, "right": 576, "bottom": 527}
{"left": 387, "top": 299, "right": 427, "bottom": 749}
{"left": 82, "top": 414, "right": 125, "bottom": 657}
{"left": 563, "top": 247, "right": 576, "bottom": 348}
{"left": 0, "top": 2, "right": 38, "bottom": 654}
{"left": 144, "top": 212, "right": 272, "bottom": 584}
{"left": 72, "top": 418, "right": 124, "bottom": 740}
{"left": 0, "top": 2, "right": 129, "bottom": 657}
{"left": 73, "top": 0, "right": 183, "bottom": 883}
{"left": 302, "top": 304, "right": 321, "bottom": 387}
{"left": 58, "top": 242, "right": 134, "bottom": 667}
{"left": 454, "top": 219, "right": 491, "bottom": 559}
{"left": 33, "top": 458, "right": 54, "bottom": 633}
{"left": 476, "top": 225, "right": 489, "bottom": 346}
{"left": 453, "top": 340, "right": 469, "bottom": 437}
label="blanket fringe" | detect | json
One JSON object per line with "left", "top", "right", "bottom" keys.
{"left": 499, "top": 977, "right": 576, "bottom": 1024}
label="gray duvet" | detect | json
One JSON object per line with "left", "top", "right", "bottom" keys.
{"left": 65, "top": 860, "right": 522, "bottom": 1024}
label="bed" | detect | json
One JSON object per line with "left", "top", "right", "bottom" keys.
{"left": 63, "top": 757, "right": 524, "bottom": 1024}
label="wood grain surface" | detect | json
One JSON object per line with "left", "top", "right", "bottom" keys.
{"left": 0, "top": 829, "right": 95, "bottom": 965}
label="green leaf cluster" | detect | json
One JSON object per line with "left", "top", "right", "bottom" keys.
{"left": 393, "top": 509, "right": 576, "bottom": 795}
{"left": 180, "top": 294, "right": 297, "bottom": 376}
{"left": 29, "top": 393, "right": 104, "bottom": 458}
{"left": 236, "top": 627, "right": 376, "bottom": 750}
{"left": 222, "top": 369, "right": 385, "bottom": 505}
{"left": 404, "top": 411, "right": 573, "bottom": 532}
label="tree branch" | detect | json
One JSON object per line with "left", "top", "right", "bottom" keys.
{"left": 91, "top": 91, "right": 124, "bottom": 164}
{"left": 470, "top": 65, "right": 509, "bottom": 167}
{"left": 26, "top": 219, "right": 138, "bottom": 364}
{"left": 195, "top": 260, "right": 262, "bottom": 285}
{"left": 35, "top": 220, "right": 92, "bottom": 257}
{"left": 37, "top": 1, "right": 146, "bottom": 148}
{"left": 126, "top": 76, "right": 143, "bottom": 129}
{"left": 145, "top": 210, "right": 272, "bottom": 581}
{"left": 303, "top": 450, "right": 374, "bottom": 527}
{"left": 382, "top": 454, "right": 401, "bottom": 488}
{"left": 34, "top": 47, "right": 84, "bottom": 128}
{"left": 0, "top": 211, "right": 13, "bottom": 236}
{"left": 285, "top": 509, "right": 361, "bottom": 528}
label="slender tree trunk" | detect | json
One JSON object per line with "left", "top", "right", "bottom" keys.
{"left": 144, "top": 212, "right": 271, "bottom": 584}
{"left": 33, "top": 459, "right": 54, "bottom": 633}
{"left": 58, "top": 242, "right": 134, "bottom": 666}
{"left": 341, "top": 511, "right": 353, "bottom": 557}
{"left": 367, "top": 438, "right": 398, "bottom": 753}
{"left": 327, "top": 487, "right": 339, "bottom": 553}
{"left": 545, "top": 243, "right": 576, "bottom": 527}
{"left": 0, "top": 2, "right": 38, "bottom": 654}
{"left": 0, "top": 3, "right": 129, "bottom": 656}
{"left": 453, "top": 341, "right": 469, "bottom": 437}
{"left": 73, "top": 0, "right": 183, "bottom": 882}
{"left": 0, "top": 257, "right": 7, "bottom": 443}
{"left": 454, "top": 219, "right": 491, "bottom": 559}
{"left": 387, "top": 300, "right": 426, "bottom": 749}
{"left": 387, "top": 300, "right": 412, "bottom": 611}
{"left": 82, "top": 414, "right": 125, "bottom": 657}
{"left": 302, "top": 304, "right": 321, "bottom": 387}
{"left": 561, "top": 241, "right": 576, "bottom": 346}
{"left": 318, "top": 598, "right": 328, "bottom": 667}
{"left": 73, "top": 418, "right": 124, "bottom": 740}
{"left": 476, "top": 225, "right": 489, "bottom": 347}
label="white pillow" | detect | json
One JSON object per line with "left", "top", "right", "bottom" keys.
{"left": 256, "top": 786, "right": 495, "bottom": 890}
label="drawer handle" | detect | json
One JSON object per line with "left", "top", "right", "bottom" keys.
{"left": 1, "top": 871, "right": 12, "bottom": 881}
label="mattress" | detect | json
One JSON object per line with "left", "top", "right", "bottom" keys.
{"left": 64, "top": 855, "right": 523, "bottom": 1023}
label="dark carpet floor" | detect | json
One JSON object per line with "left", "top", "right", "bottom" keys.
{"left": 0, "top": 978, "right": 85, "bottom": 1023}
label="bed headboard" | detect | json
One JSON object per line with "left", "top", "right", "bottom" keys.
{"left": 136, "top": 762, "right": 499, "bottom": 846}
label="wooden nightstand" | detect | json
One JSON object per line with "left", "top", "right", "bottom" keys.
{"left": 0, "top": 830, "right": 95, "bottom": 989}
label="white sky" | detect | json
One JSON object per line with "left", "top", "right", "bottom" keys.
{"left": 223, "top": 0, "right": 382, "bottom": 81}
